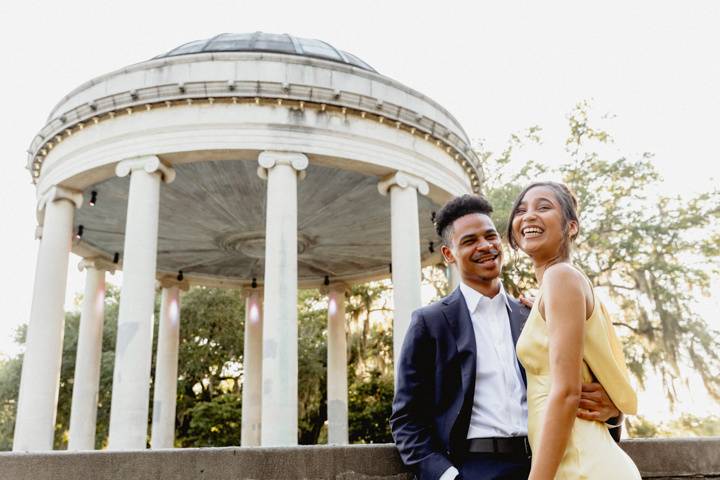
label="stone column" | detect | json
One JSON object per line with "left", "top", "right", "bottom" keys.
{"left": 241, "top": 287, "right": 263, "bottom": 447}
{"left": 378, "top": 172, "right": 429, "bottom": 373}
{"left": 68, "top": 258, "right": 116, "bottom": 451}
{"left": 150, "top": 275, "right": 189, "bottom": 449}
{"left": 325, "top": 284, "right": 349, "bottom": 445}
{"left": 13, "top": 186, "right": 82, "bottom": 451}
{"left": 108, "top": 156, "right": 175, "bottom": 450}
{"left": 257, "top": 151, "right": 308, "bottom": 446}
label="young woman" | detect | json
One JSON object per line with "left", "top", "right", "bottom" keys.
{"left": 508, "top": 181, "right": 640, "bottom": 479}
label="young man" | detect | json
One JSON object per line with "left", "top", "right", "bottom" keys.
{"left": 390, "top": 195, "right": 621, "bottom": 480}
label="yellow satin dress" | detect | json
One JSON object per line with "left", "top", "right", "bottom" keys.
{"left": 516, "top": 274, "right": 641, "bottom": 479}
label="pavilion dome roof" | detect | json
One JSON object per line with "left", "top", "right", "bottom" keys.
{"left": 156, "top": 32, "right": 377, "bottom": 72}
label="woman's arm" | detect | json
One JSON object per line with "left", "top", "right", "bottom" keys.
{"left": 529, "top": 265, "right": 588, "bottom": 480}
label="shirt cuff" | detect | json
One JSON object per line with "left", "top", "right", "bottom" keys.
{"left": 439, "top": 465, "right": 460, "bottom": 480}
{"left": 605, "top": 413, "right": 624, "bottom": 428}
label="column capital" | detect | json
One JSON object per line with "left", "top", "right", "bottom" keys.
{"left": 115, "top": 156, "right": 175, "bottom": 183}
{"left": 320, "top": 281, "right": 351, "bottom": 296}
{"left": 38, "top": 185, "right": 83, "bottom": 213}
{"left": 243, "top": 286, "right": 264, "bottom": 297}
{"left": 377, "top": 171, "right": 429, "bottom": 196}
{"left": 257, "top": 151, "right": 308, "bottom": 180}
{"left": 157, "top": 274, "right": 190, "bottom": 291}
{"left": 78, "top": 257, "right": 117, "bottom": 274}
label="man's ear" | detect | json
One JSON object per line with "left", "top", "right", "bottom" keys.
{"left": 441, "top": 244, "right": 455, "bottom": 265}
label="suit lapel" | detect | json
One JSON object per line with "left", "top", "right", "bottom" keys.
{"left": 506, "top": 297, "right": 529, "bottom": 386}
{"left": 441, "top": 288, "right": 476, "bottom": 394}
{"left": 507, "top": 297, "right": 529, "bottom": 346}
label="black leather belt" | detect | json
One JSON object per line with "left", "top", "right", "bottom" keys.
{"left": 467, "top": 436, "right": 531, "bottom": 456}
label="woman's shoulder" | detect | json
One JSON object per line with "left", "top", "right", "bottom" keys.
{"left": 543, "top": 262, "right": 587, "bottom": 286}
{"left": 543, "top": 263, "right": 595, "bottom": 317}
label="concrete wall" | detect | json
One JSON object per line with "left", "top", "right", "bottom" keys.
{"left": 1, "top": 439, "right": 718, "bottom": 480}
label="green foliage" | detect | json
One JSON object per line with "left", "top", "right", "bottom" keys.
{"left": 480, "top": 100, "right": 720, "bottom": 404}
{"left": 627, "top": 414, "right": 720, "bottom": 438}
{"left": 345, "top": 280, "right": 396, "bottom": 443}
{"left": 348, "top": 370, "right": 394, "bottom": 443}
{"left": 54, "top": 311, "right": 80, "bottom": 449}
{"left": 174, "top": 287, "right": 244, "bottom": 447}
{"left": 0, "top": 352, "right": 22, "bottom": 451}
{"left": 297, "top": 289, "right": 328, "bottom": 445}
{"left": 183, "top": 394, "right": 242, "bottom": 447}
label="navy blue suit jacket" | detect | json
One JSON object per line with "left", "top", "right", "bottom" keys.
{"left": 390, "top": 287, "right": 530, "bottom": 480}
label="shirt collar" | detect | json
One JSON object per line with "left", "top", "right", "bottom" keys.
{"left": 459, "top": 280, "right": 510, "bottom": 314}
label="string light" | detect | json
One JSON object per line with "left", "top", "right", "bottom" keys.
{"left": 75, "top": 225, "right": 84, "bottom": 240}
{"left": 177, "top": 270, "right": 184, "bottom": 281}
{"left": 323, "top": 275, "right": 330, "bottom": 286}
{"left": 89, "top": 190, "right": 97, "bottom": 206}
{"left": 113, "top": 252, "right": 119, "bottom": 264}
{"left": 251, "top": 277, "right": 257, "bottom": 289}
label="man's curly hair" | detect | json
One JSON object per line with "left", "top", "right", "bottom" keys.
{"left": 434, "top": 194, "right": 494, "bottom": 247}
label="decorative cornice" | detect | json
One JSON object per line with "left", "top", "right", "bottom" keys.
{"left": 78, "top": 257, "right": 117, "bottom": 274}
{"left": 377, "top": 171, "right": 430, "bottom": 196}
{"left": 257, "top": 151, "right": 309, "bottom": 180}
{"left": 115, "top": 156, "right": 176, "bottom": 183}
{"left": 26, "top": 82, "right": 483, "bottom": 192}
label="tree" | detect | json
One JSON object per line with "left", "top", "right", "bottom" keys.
{"left": 174, "top": 286, "right": 244, "bottom": 447}
{"left": 480, "top": 101, "right": 720, "bottom": 404}
{"left": 348, "top": 369, "right": 394, "bottom": 443}
{"left": 297, "top": 289, "right": 329, "bottom": 444}
{"left": 0, "top": 329, "right": 23, "bottom": 450}
{"left": 627, "top": 414, "right": 720, "bottom": 438}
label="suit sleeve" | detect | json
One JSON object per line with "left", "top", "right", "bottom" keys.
{"left": 390, "top": 310, "right": 454, "bottom": 480}
{"left": 607, "top": 415, "right": 623, "bottom": 442}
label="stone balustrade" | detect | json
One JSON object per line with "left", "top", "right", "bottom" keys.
{"left": 1, "top": 439, "right": 718, "bottom": 479}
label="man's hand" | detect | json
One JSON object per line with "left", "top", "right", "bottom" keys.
{"left": 577, "top": 382, "right": 620, "bottom": 422}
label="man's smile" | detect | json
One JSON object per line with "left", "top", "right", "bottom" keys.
{"left": 472, "top": 249, "right": 500, "bottom": 266}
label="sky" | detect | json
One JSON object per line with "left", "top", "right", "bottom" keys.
{"left": 0, "top": 0, "right": 718, "bottom": 422}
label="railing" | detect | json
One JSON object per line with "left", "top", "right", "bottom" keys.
{"left": 1, "top": 438, "right": 718, "bottom": 479}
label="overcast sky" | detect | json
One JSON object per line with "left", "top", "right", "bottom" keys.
{"left": 0, "top": 0, "right": 718, "bottom": 420}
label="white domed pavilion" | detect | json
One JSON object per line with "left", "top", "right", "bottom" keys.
{"left": 15, "top": 32, "right": 481, "bottom": 452}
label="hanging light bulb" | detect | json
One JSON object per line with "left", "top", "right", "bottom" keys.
{"left": 251, "top": 277, "right": 257, "bottom": 289}
{"left": 113, "top": 252, "right": 120, "bottom": 264}
{"left": 323, "top": 275, "right": 330, "bottom": 286}
{"left": 177, "top": 270, "right": 184, "bottom": 281}
{"left": 89, "top": 190, "right": 97, "bottom": 206}
{"left": 75, "top": 225, "right": 84, "bottom": 240}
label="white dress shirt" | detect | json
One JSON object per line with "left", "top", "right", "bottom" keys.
{"left": 460, "top": 281, "right": 527, "bottom": 438}
{"left": 439, "top": 283, "right": 529, "bottom": 480}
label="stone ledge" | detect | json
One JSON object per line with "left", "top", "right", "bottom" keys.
{"left": 0, "top": 438, "right": 718, "bottom": 480}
